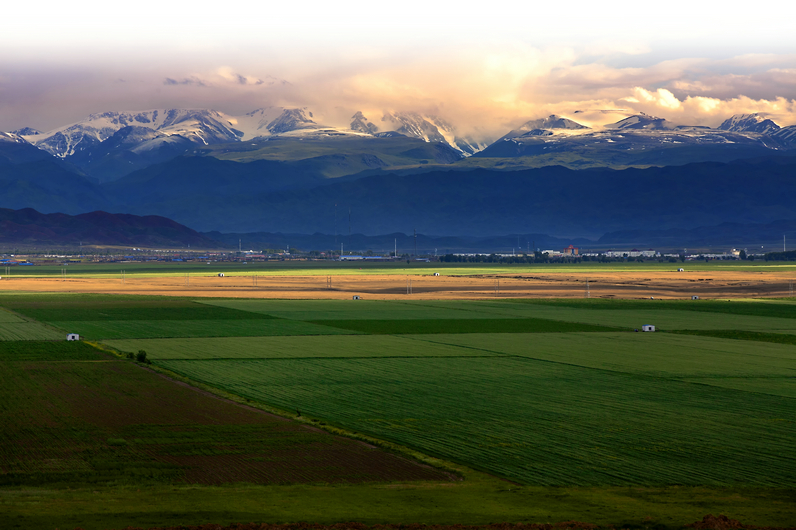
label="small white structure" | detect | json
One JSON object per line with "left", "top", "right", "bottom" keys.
{"left": 692, "top": 295, "right": 700, "bottom": 300}
{"left": 67, "top": 333, "right": 80, "bottom": 341}
{"left": 433, "top": 272, "right": 440, "bottom": 276}
{"left": 218, "top": 273, "right": 225, "bottom": 277}
{"left": 642, "top": 325, "right": 656, "bottom": 332}
{"left": 678, "top": 268, "right": 685, "bottom": 272}
{"left": 352, "top": 295, "right": 361, "bottom": 300}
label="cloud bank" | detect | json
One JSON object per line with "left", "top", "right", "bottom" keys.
{"left": 1, "top": 2, "right": 795, "bottom": 138}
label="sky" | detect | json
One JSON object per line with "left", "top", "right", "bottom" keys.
{"left": 2, "top": 0, "right": 796, "bottom": 139}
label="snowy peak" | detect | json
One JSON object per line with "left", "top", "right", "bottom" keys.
{"left": 24, "top": 109, "right": 244, "bottom": 157}
{"left": 382, "top": 112, "right": 449, "bottom": 144}
{"left": 499, "top": 114, "right": 589, "bottom": 141}
{"left": 719, "top": 114, "right": 780, "bottom": 134}
{"left": 520, "top": 115, "right": 588, "bottom": 131}
{"left": 607, "top": 114, "right": 676, "bottom": 130}
{"left": 0, "top": 132, "right": 29, "bottom": 144}
{"left": 11, "top": 127, "right": 41, "bottom": 136}
{"left": 376, "top": 111, "right": 485, "bottom": 155}
{"left": 265, "top": 108, "right": 316, "bottom": 134}
{"left": 771, "top": 125, "right": 796, "bottom": 145}
{"left": 350, "top": 111, "right": 379, "bottom": 134}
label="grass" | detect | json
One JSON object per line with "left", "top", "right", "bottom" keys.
{"left": 2, "top": 293, "right": 796, "bottom": 528}
{"left": 671, "top": 329, "right": 796, "bottom": 346}
{"left": 46, "top": 319, "right": 356, "bottom": 340}
{"left": 0, "top": 354, "right": 447, "bottom": 488}
{"left": 0, "top": 321, "right": 64, "bottom": 341}
{"left": 104, "top": 335, "right": 505, "bottom": 360}
{"left": 3, "top": 482, "right": 795, "bottom": 530}
{"left": 432, "top": 302, "right": 796, "bottom": 331}
{"left": 510, "top": 298, "right": 796, "bottom": 319}
{"left": 201, "top": 299, "right": 796, "bottom": 331}
{"left": 3, "top": 296, "right": 275, "bottom": 322}
{"left": 0, "top": 340, "right": 112, "bottom": 361}
{"left": 308, "top": 318, "right": 618, "bottom": 334}
{"left": 156, "top": 353, "right": 796, "bottom": 487}
{"left": 0, "top": 310, "right": 25, "bottom": 323}
{"left": 416, "top": 332, "right": 796, "bottom": 378}
{"left": 201, "top": 299, "right": 533, "bottom": 320}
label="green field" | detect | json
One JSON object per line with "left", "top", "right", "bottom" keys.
{"left": 155, "top": 335, "right": 796, "bottom": 486}
{"left": 1, "top": 293, "right": 796, "bottom": 529}
{"left": 4, "top": 258, "right": 796, "bottom": 279}
{"left": 105, "top": 335, "right": 503, "bottom": 360}
{"left": 0, "top": 321, "right": 64, "bottom": 341}
{"left": 47, "top": 318, "right": 356, "bottom": 339}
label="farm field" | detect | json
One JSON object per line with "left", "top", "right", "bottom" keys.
{"left": 2, "top": 258, "right": 796, "bottom": 300}
{"left": 1, "top": 292, "right": 795, "bottom": 528}
{"left": 0, "top": 341, "right": 450, "bottom": 488}
{"left": 205, "top": 298, "right": 796, "bottom": 330}
{"left": 6, "top": 259, "right": 796, "bottom": 278}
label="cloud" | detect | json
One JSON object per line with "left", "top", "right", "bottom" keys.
{"left": 163, "top": 77, "right": 207, "bottom": 87}
{"left": 2, "top": 45, "right": 796, "bottom": 138}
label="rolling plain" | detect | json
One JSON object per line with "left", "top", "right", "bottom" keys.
{"left": 0, "top": 261, "right": 795, "bottom": 529}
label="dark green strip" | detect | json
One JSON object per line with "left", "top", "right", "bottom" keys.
{"left": 504, "top": 298, "right": 796, "bottom": 319}
{"left": 307, "top": 318, "right": 618, "bottom": 334}
{"left": 670, "top": 329, "right": 796, "bottom": 346}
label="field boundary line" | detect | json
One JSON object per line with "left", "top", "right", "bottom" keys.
{"left": 139, "top": 361, "right": 468, "bottom": 480}
{"left": 150, "top": 355, "right": 506, "bottom": 361}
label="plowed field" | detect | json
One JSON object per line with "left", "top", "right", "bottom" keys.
{"left": 0, "top": 343, "right": 450, "bottom": 486}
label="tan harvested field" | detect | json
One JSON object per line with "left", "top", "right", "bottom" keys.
{"left": 1, "top": 269, "right": 795, "bottom": 299}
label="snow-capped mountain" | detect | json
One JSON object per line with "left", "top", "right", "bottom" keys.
{"left": 23, "top": 109, "right": 245, "bottom": 158}
{"left": 499, "top": 114, "right": 590, "bottom": 141}
{"left": 350, "top": 111, "right": 489, "bottom": 155}
{"left": 477, "top": 112, "right": 795, "bottom": 165}
{"left": 718, "top": 113, "right": 781, "bottom": 135}
{"left": 11, "top": 127, "right": 42, "bottom": 137}
{"left": 0, "top": 132, "right": 28, "bottom": 144}
{"left": 230, "top": 107, "right": 320, "bottom": 138}
{"left": 771, "top": 125, "right": 796, "bottom": 145}
{"left": 606, "top": 113, "right": 677, "bottom": 130}
{"left": 350, "top": 111, "right": 378, "bottom": 135}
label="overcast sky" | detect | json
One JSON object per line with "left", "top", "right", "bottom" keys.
{"left": 2, "top": 0, "right": 795, "bottom": 138}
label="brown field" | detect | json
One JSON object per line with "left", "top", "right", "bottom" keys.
{"left": 0, "top": 357, "right": 451, "bottom": 485}
{"left": 1, "top": 269, "right": 795, "bottom": 300}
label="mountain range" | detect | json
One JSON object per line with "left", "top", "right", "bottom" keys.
{"left": 0, "top": 208, "right": 222, "bottom": 248}
{"left": 2, "top": 108, "right": 796, "bottom": 244}
{"left": 10, "top": 109, "right": 796, "bottom": 182}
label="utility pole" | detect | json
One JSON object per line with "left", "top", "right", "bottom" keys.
{"left": 585, "top": 279, "right": 590, "bottom": 298}
{"left": 414, "top": 228, "right": 417, "bottom": 257}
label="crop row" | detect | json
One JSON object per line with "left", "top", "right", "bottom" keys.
{"left": 0, "top": 322, "right": 63, "bottom": 341}
{"left": 156, "top": 355, "right": 796, "bottom": 487}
